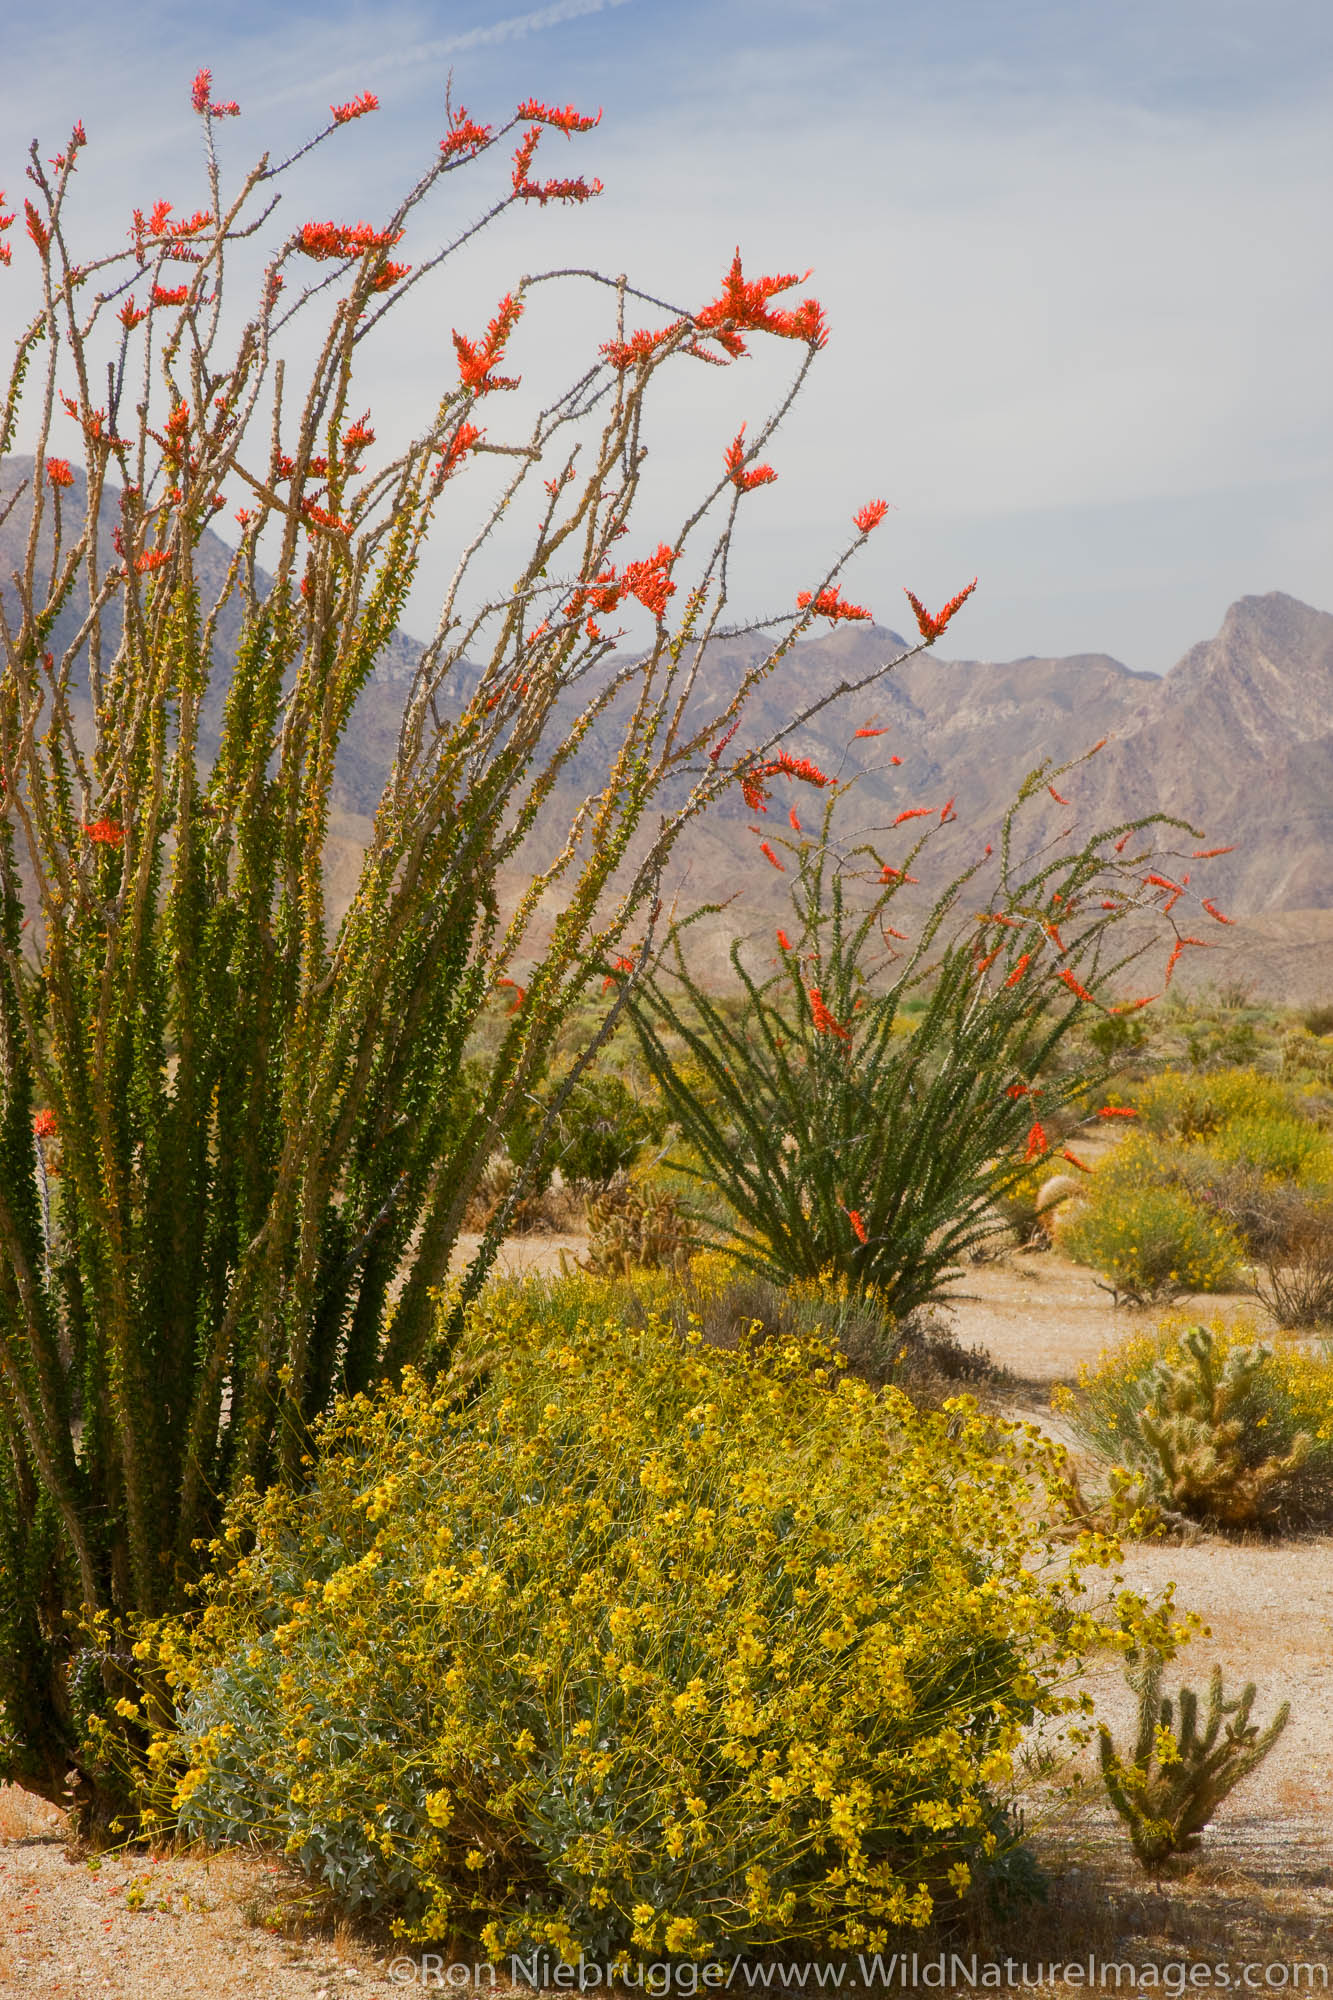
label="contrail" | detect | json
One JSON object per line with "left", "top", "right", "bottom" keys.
{"left": 397, "top": 0, "right": 634, "bottom": 64}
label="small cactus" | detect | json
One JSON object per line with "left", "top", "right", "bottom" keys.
{"left": 1133, "top": 1324, "right": 1310, "bottom": 1526}
{"left": 1099, "top": 1654, "right": 1289, "bottom": 1867}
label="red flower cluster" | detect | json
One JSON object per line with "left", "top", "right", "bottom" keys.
{"left": 853, "top": 499, "right": 888, "bottom": 533}
{"left": 759, "top": 841, "right": 785, "bottom": 871}
{"left": 454, "top": 292, "right": 524, "bottom": 394}
{"left": 1058, "top": 967, "right": 1096, "bottom": 1004}
{"left": 600, "top": 324, "right": 681, "bottom": 372}
{"left": 723, "top": 425, "right": 778, "bottom": 491}
{"left": 903, "top": 577, "right": 977, "bottom": 644}
{"left": 847, "top": 1208, "right": 869, "bottom": 1244}
{"left": 83, "top": 818, "right": 125, "bottom": 847}
{"left": 1097, "top": 1105, "right": 1139, "bottom": 1119}
{"left": 298, "top": 220, "right": 404, "bottom": 262}
{"left": 740, "top": 750, "right": 831, "bottom": 813}
{"left": 436, "top": 421, "right": 483, "bottom": 480}
{"left": 1024, "top": 1121, "right": 1049, "bottom": 1162}
{"left": 151, "top": 285, "right": 190, "bottom": 307}
{"left": 796, "top": 586, "right": 871, "bottom": 624}
{"left": 0, "top": 194, "right": 13, "bottom": 266}
{"left": 190, "top": 70, "right": 238, "bottom": 117}
{"left": 695, "top": 249, "right": 828, "bottom": 358}
{"left": 332, "top": 92, "right": 379, "bottom": 124}
{"left": 808, "top": 987, "right": 850, "bottom": 1040}
{"left": 25, "top": 201, "right": 49, "bottom": 256}
{"left": 621, "top": 544, "right": 678, "bottom": 622}
{"left": 516, "top": 98, "right": 602, "bottom": 133}
{"left": 46, "top": 459, "right": 74, "bottom": 488}
{"left": 32, "top": 1110, "right": 57, "bottom": 1140}
{"left": 439, "top": 106, "right": 493, "bottom": 162}
{"left": 510, "top": 127, "right": 602, "bottom": 207}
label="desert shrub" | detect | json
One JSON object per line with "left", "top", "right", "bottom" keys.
{"left": 1054, "top": 1315, "right": 1333, "bottom": 1528}
{"left": 154, "top": 1291, "right": 1178, "bottom": 1952}
{"left": 581, "top": 1173, "right": 695, "bottom": 1276}
{"left": 1058, "top": 1155, "right": 1242, "bottom": 1304}
{"left": 508, "top": 1071, "right": 665, "bottom": 1190}
{"left": 1207, "top": 1113, "right": 1333, "bottom": 1188}
{"left": 1133, "top": 1068, "right": 1301, "bottom": 1142}
{"left": 1250, "top": 1193, "right": 1333, "bottom": 1330}
{"left": 1300, "top": 1005, "right": 1333, "bottom": 1039}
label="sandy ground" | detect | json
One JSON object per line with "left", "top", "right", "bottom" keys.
{"left": 3, "top": 1237, "right": 1330, "bottom": 1992}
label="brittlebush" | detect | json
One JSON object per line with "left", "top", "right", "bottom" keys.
{"left": 144, "top": 1283, "right": 1186, "bottom": 1955}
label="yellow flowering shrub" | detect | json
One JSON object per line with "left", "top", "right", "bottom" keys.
{"left": 1053, "top": 1312, "right": 1333, "bottom": 1527}
{"left": 1057, "top": 1141, "right": 1242, "bottom": 1301}
{"left": 152, "top": 1283, "right": 1182, "bottom": 1956}
{"left": 1132, "top": 1068, "right": 1302, "bottom": 1141}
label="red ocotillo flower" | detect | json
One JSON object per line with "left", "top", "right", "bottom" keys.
{"left": 83, "top": 818, "right": 125, "bottom": 847}
{"left": 796, "top": 586, "right": 871, "bottom": 624}
{"left": 723, "top": 425, "right": 778, "bottom": 491}
{"left": 881, "top": 865, "right": 918, "bottom": 883}
{"left": 789, "top": 807, "right": 802, "bottom": 833}
{"left": 708, "top": 718, "right": 741, "bottom": 764}
{"left": 1048, "top": 784, "right": 1070, "bottom": 806}
{"left": 1058, "top": 968, "right": 1096, "bottom": 1004}
{"left": 1060, "top": 1149, "right": 1090, "bottom": 1173}
{"left": 904, "top": 577, "right": 977, "bottom": 643}
{"left": 695, "top": 247, "right": 828, "bottom": 358}
{"left": 883, "top": 925, "right": 908, "bottom": 941}
{"left": 32, "top": 1109, "right": 57, "bottom": 1139}
{"left": 1005, "top": 954, "right": 1031, "bottom": 987}
{"left": 777, "top": 929, "right": 792, "bottom": 952}
{"left": 808, "top": 987, "right": 850, "bottom": 1040}
{"left": 332, "top": 92, "right": 379, "bottom": 123}
{"left": 1193, "top": 846, "right": 1235, "bottom": 859}
{"left": 1097, "top": 1106, "right": 1139, "bottom": 1119}
{"left": 621, "top": 544, "right": 678, "bottom": 621}
{"left": 439, "top": 106, "right": 493, "bottom": 161}
{"left": 892, "top": 806, "right": 933, "bottom": 826}
{"left": 854, "top": 725, "right": 890, "bottom": 737}
{"left": 1202, "top": 898, "right": 1234, "bottom": 925}
{"left": 847, "top": 1208, "right": 869, "bottom": 1243}
{"left": 853, "top": 499, "right": 889, "bottom": 533}
{"left": 46, "top": 459, "right": 74, "bottom": 488}
{"left": 759, "top": 841, "right": 784, "bottom": 871}
{"left": 601, "top": 323, "right": 685, "bottom": 371}
{"left": 1024, "top": 1121, "right": 1049, "bottom": 1162}
{"left": 515, "top": 98, "right": 602, "bottom": 133}
{"left": 453, "top": 292, "right": 524, "bottom": 394}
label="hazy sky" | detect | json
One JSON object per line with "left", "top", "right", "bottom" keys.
{"left": 3, "top": 0, "right": 1329, "bottom": 671}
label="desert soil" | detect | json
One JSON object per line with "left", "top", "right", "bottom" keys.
{"left": 2, "top": 1242, "right": 1330, "bottom": 1995}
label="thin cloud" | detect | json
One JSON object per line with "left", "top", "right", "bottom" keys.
{"left": 377, "top": 0, "right": 633, "bottom": 70}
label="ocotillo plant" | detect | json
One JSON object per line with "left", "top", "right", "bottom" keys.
{"left": 628, "top": 758, "right": 1208, "bottom": 1316}
{"left": 0, "top": 74, "right": 968, "bottom": 1822}
{"left": 1099, "top": 1655, "right": 1290, "bottom": 1867}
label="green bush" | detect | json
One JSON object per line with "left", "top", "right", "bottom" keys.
{"left": 1208, "top": 1114, "right": 1333, "bottom": 1188}
{"left": 1054, "top": 1314, "right": 1333, "bottom": 1528}
{"left": 153, "top": 1283, "right": 1176, "bottom": 1954}
{"left": 1058, "top": 1152, "right": 1242, "bottom": 1303}
{"left": 1133, "top": 1068, "right": 1302, "bottom": 1142}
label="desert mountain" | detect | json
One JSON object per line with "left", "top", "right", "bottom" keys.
{"left": 3, "top": 455, "right": 1329, "bottom": 996}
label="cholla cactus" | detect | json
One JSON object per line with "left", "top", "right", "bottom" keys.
{"left": 1099, "top": 1655, "right": 1289, "bottom": 1867}
{"left": 1134, "top": 1325, "right": 1310, "bottom": 1526}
